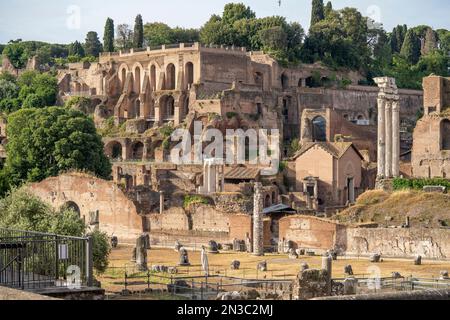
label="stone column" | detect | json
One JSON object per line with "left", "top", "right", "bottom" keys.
{"left": 384, "top": 100, "right": 393, "bottom": 178}
{"left": 377, "top": 98, "right": 386, "bottom": 177}
{"left": 253, "top": 182, "right": 264, "bottom": 256}
{"left": 392, "top": 100, "right": 400, "bottom": 177}
{"left": 322, "top": 255, "right": 333, "bottom": 295}
{"left": 159, "top": 191, "right": 164, "bottom": 214}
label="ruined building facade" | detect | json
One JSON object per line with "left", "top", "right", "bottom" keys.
{"left": 412, "top": 75, "right": 450, "bottom": 178}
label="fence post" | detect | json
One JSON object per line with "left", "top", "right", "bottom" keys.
{"left": 147, "top": 270, "right": 150, "bottom": 290}
{"left": 124, "top": 272, "right": 128, "bottom": 291}
{"left": 192, "top": 279, "right": 195, "bottom": 300}
{"left": 86, "top": 236, "right": 93, "bottom": 287}
{"left": 55, "top": 235, "right": 59, "bottom": 282}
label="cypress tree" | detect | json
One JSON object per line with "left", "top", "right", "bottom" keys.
{"left": 85, "top": 31, "right": 103, "bottom": 57}
{"left": 400, "top": 29, "right": 421, "bottom": 64}
{"left": 133, "top": 14, "right": 144, "bottom": 48}
{"left": 103, "top": 18, "right": 115, "bottom": 52}
{"left": 310, "top": 0, "right": 325, "bottom": 27}
{"left": 324, "top": 1, "right": 333, "bottom": 18}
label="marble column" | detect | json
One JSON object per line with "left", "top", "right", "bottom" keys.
{"left": 159, "top": 191, "right": 165, "bottom": 214}
{"left": 384, "top": 100, "right": 393, "bottom": 178}
{"left": 392, "top": 100, "right": 400, "bottom": 177}
{"left": 253, "top": 182, "right": 264, "bottom": 256}
{"left": 377, "top": 98, "right": 386, "bottom": 177}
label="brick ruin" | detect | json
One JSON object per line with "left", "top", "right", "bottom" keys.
{"left": 412, "top": 75, "right": 450, "bottom": 178}
{"left": 17, "top": 44, "right": 449, "bottom": 259}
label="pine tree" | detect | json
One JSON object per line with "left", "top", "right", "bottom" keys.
{"left": 133, "top": 14, "right": 144, "bottom": 48}
{"left": 103, "top": 18, "right": 115, "bottom": 52}
{"left": 69, "top": 41, "right": 85, "bottom": 57}
{"left": 422, "top": 27, "right": 437, "bottom": 55}
{"left": 310, "top": 0, "right": 325, "bottom": 27}
{"left": 324, "top": 1, "right": 333, "bottom": 18}
{"left": 400, "top": 29, "right": 421, "bottom": 64}
{"left": 84, "top": 31, "right": 103, "bottom": 57}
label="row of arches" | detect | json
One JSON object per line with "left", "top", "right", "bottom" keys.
{"left": 119, "top": 62, "right": 195, "bottom": 94}
{"left": 105, "top": 139, "right": 152, "bottom": 161}
{"left": 120, "top": 94, "right": 190, "bottom": 122}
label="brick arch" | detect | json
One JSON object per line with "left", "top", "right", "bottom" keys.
{"left": 118, "top": 64, "right": 130, "bottom": 90}
{"left": 165, "top": 63, "right": 176, "bottom": 90}
{"left": 105, "top": 140, "right": 125, "bottom": 160}
{"left": 27, "top": 173, "right": 143, "bottom": 240}
{"left": 441, "top": 119, "right": 450, "bottom": 150}
{"left": 132, "top": 62, "right": 144, "bottom": 94}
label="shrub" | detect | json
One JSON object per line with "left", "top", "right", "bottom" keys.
{"left": 183, "top": 195, "right": 210, "bottom": 208}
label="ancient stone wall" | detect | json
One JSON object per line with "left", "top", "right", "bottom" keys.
{"left": 27, "top": 173, "right": 143, "bottom": 240}
{"left": 279, "top": 215, "right": 341, "bottom": 253}
{"left": 412, "top": 114, "right": 450, "bottom": 178}
{"left": 297, "top": 86, "right": 423, "bottom": 124}
{"left": 343, "top": 227, "right": 450, "bottom": 259}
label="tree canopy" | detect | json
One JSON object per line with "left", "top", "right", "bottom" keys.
{"left": 0, "top": 188, "right": 111, "bottom": 274}
{"left": 5, "top": 107, "right": 111, "bottom": 187}
{"left": 84, "top": 31, "right": 103, "bottom": 57}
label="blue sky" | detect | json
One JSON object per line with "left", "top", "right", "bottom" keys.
{"left": 0, "top": 0, "right": 449, "bottom": 44}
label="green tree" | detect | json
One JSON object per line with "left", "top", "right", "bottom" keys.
{"left": 0, "top": 188, "right": 111, "bottom": 274}
{"left": 324, "top": 1, "right": 333, "bottom": 18}
{"left": 222, "top": 3, "right": 255, "bottom": 24}
{"left": 437, "top": 29, "right": 450, "bottom": 54}
{"left": 400, "top": 29, "right": 421, "bottom": 64}
{"left": 103, "top": 18, "right": 115, "bottom": 52}
{"left": 3, "top": 42, "right": 28, "bottom": 69}
{"left": 0, "top": 79, "right": 19, "bottom": 100}
{"left": 84, "top": 31, "right": 103, "bottom": 57}
{"left": 89, "top": 229, "right": 111, "bottom": 274}
{"left": 5, "top": 107, "right": 111, "bottom": 187}
{"left": 133, "top": 14, "right": 144, "bottom": 48}
{"left": 144, "top": 22, "right": 174, "bottom": 46}
{"left": 310, "top": 0, "right": 325, "bottom": 27}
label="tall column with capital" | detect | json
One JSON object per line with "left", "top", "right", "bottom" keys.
{"left": 385, "top": 100, "right": 393, "bottom": 178}
{"left": 392, "top": 99, "right": 400, "bottom": 177}
{"left": 377, "top": 98, "right": 386, "bottom": 178}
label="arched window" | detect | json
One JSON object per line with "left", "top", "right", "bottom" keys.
{"left": 312, "top": 116, "right": 327, "bottom": 142}
{"left": 166, "top": 63, "right": 176, "bottom": 90}
{"left": 441, "top": 119, "right": 450, "bottom": 150}
{"left": 281, "top": 73, "right": 289, "bottom": 91}
{"left": 150, "top": 65, "right": 156, "bottom": 91}
{"left": 161, "top": 95, "right": 175, "bottom": 120}
{"left": 62, "top": 201, "right": 81, "bottom": 216}
{"left": 134, "top": 67, "right": 141, "bottom": 94}
{"left": 185, "top": 62, "right": 194, "bottom": 88}
{"left": 131, "top": 142, "right": 144, "bottom": 160}
{"left": 105, "top": 141, "right": 123, "bottom": 160}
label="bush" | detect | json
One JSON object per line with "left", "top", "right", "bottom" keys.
{"left": 89, "top": 229, "right": 111, "bottom": 275}
{"left": 183, "top": 195, "right": 210, "bottom": 208}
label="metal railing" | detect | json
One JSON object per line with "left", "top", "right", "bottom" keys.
{"left": 121, "top": 271, "right": 291, "bottom": 300}
{"left": 0, "top": 228, "right": 93, "bottom": 291}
